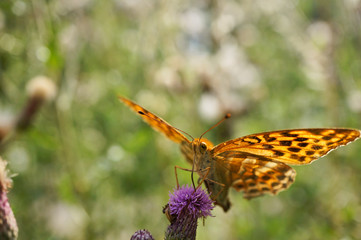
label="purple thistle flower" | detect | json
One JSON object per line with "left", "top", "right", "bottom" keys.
{"left": 168, "top": 185, "right": 214, "bottom": 219}
{"left": 130, "top": 229, "right": 154, "bottom": 240}
{"left": 0, "top": 158, "right": 18, "bottom": 240}
{"left": 165, "top": 185, "right": 214, "bottom": 240}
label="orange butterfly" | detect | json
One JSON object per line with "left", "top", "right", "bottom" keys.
{"left": 119, "top": 96, "right": 361, "bottom": 211}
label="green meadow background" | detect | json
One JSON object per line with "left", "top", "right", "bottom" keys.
{"left": 1, "top": 0, "right": 361, "bottom": 239}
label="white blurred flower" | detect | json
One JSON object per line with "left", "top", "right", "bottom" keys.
{"left": 0, "top": 33, "right": 22, "bottom": 55}
{"left": 212, "top": 13, "right": 236, "bottom": 40}
{"left": 198, "top": 93, "right": 222, "bottom": 121}
{"left": 180, "top": 8, "right": 208, "bottom": 35}
{"left": 216, "top": 41, "right": 260, "bottom": 89}
{"left": 154, "top": 67, "right": 181, "bottom": 90}
{"left": 307, "top": 21, "right": 333, "bottom": 50}
{"left": 35, "top": 46, "right": 51, "bottom": 62}
{"left": 211, "top": 2, "right": 244, "bottom": 41}
{"left": 12, "top": 0, "right": 27, "bottom": 16}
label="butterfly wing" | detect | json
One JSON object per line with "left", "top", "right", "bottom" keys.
{"left": 231, "top": 158, "right": 296, "bottom": 199}
{"left": 213, "top": 128, "right": 360, "bottom": 165}
{"left": 212, "top": 128, "right": 360, "bottom": 199}
{"left": 214, "top": 151, "right": 296, "bottom": 199}
{"left": 119, "top": 96, "right": 190, "bottom": 144}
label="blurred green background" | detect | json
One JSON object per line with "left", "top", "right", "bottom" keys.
{"left": 1, "top": 0, "right": 361, "bottom": 239}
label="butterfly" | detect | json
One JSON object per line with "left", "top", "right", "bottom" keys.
{"left": 119, "top": 96, "right": 361, "bottom": 212}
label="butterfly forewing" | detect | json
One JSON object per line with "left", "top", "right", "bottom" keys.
{"left": 119, "top": 96, "right": 190, "bottom": 144}
{"left": 212, "top": 128, "right": 361, "bottom": 165}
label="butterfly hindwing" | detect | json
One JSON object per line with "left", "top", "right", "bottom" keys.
{"left": 231, "top": 158, "right": 296, "bottom": 199}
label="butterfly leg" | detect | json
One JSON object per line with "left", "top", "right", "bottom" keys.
{"left": 203, "top": 178, "right": 226, "bottom": 201}
{"left": 195, "top": 167, "right": 211, "bottom": 190}
{"left": 196, "top": 167, "right": 227, "bottom": 202}
{"left": 174, "top": 165, "right": 227, "bottom": 204}
{"left": 174, "top": 166, "right": 214, "bottom": 190}
{"left": 194, "top": 167, "right": 227, "bottom": 202}
{"left": 174, "top": 165, "right": 198, "bottom": 189}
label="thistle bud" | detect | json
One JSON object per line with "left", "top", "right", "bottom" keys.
{"left": 130, "top": 229, "right": 154, "bottom": 240}
{"left": 17, "top": 76, "right": 56, "bottom": 130}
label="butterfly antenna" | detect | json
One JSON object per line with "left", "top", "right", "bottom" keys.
{"left": 138, "top": 111, "right": 194, "bottom": 141}
{"left": 199, "top": 113, "right": 231, "bottom": 140}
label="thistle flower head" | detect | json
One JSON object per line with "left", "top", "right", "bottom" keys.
{"left": 165, "top": 185, "right": 214, "bottom": 240}
{"left": 168, "top": 185, "right": 214, "bottom": 219}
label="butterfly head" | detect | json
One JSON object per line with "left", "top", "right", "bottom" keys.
{"left": 191, "top": 138, "right": 213, "bottom": 164}
{"left": 190, "top": 113, "right": 230, "bottom": 167}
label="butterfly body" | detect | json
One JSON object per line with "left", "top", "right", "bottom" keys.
{"left": 187, "top": 139, "right": 233, "bottom": 211}
{"left": 119, "top": 96, "right": 361, "bottom": 212}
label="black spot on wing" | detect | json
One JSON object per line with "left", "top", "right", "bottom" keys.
{"left": 295, "top": 137, "right": 308, "bottom": 142}
{"left": 306, "top": 150, "right": 315, "bottom": 155}
{"left": 312, "top": 145, "right": 323, "bottom": 150}
{"left": 277, "top": 175, "right": 286, "bottom": 181}
{"left": 298, "top": 142, "right": 309, "bottom": 147}
{"left": 273, "top": 150, "right": 284, "bottom": 156}
{"left": 288, "top": 176, "right": 294, "bottom": 183}
{"left": 281, "top": 132, "right": 299, "bottom": 137}
{"left": 280, "top": 141, "right": 292, "bottom": 146}
{"left": 263, "top": 144, "right": 274, "bottom": 149}
{"left": 262, "top": 175, "right": 271, "bottom": 180}
{"left": 267, "top": 137, "right": 277, "bottom": 142}
{"left": 288, "top": 147, "right": 301, "bottom": 153}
